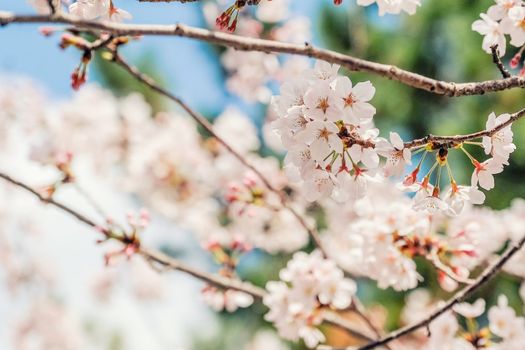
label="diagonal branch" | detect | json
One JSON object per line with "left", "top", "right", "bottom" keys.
{"left": 109, "top": 50, "right": 327, "bottom": 254}
{"left": 2, "top": 12, "right": 525, "bottom": 96}
{"left": 110, "top": 49, "right": 397, "bottom": 349}
{"left": 0, "top": 171, "right": 265, "bottom": 298}
{"left": 322, "top": 229, "right": 525, "bottom": 350}
{"left": 0, "top": 171, "right": 375, "bottom": 343}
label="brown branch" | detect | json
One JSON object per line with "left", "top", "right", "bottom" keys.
{"left": 322, "top": 229, "right": 525, "bottom": 350}
{"left": 0, "top": 171, "right": 265, "bottom": 297}
{"left": 46, "top": 0, "right": 56, "bottom": 14}
{"left": 0, "top": 171, "right": 375, "bottom": 342}
{"left": 491, "top": 45, "right": 511, "bottom": 79}
{"left": 2, "top": 13, "right": 525, "bottom": 96}
{"left": 109, "top": 49, "right": 394, "bottom": 349}
{"left": 404, "top": 105, "right": 525, "bottom": 149}
{"left": 108, "top": 50, "right": 328, "bottom": 254}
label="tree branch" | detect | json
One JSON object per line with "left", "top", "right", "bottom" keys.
{"left": 109, "top": 49, "right": 399, "bottom": 349}
{"left": 2, "top": 13, "right": 525, "bottom": 96}
{"left": 404, "top": 105, "right": 525, "bottom": 149}
{"left": 0, "top": 171, "right": 375, "bottom": 343}
{"left": 322, "top": 229, "right": 525, "bottom": 350}
{"left": 0, "top": 171, "right": 265, "bottom": 297}
{"left": 108, "top": 50, "right": 328, "bottom": 255}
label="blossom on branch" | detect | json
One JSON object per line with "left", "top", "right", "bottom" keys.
{"left": 263, "top": 251, "right": 357, "bottom": 348}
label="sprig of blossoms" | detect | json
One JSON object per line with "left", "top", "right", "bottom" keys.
{"left": 472, "top": 0, "right": 525, "bottom": 71}
{"left": 322, "top": 182, "right": 484, "bottom": 292}
{"left": 201, "top": 237, "right": 255, "bottom": 312}
{"left": 399, "top": 112, "right": 515, "bottom": 216}
{"left": 272, "top": 60, "right": 383, "bottom": 203}
{"left": 420, "top": 296, "right": 525, "bottom": 349}
{"left": 263, "top": 251, "right": 357, "bottom": 348}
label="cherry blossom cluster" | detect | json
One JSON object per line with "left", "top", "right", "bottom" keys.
{"left": 100, "top": 209, "right": 150, "bottom": 265}
{"left": 401, "top": 291, "right": 525, "bottom": 349}
{"left": 263, "top": 250, "right": 357, "bottom": 348}
{"left": 399, "top": 112, "right": 515, "bottom": 216}
{"left": 272, "top": 60, "right": 384, "bottom": 203}
{"left": 472, "top": 0, "right": 525, "bottom": 71}
{"left": 201, "top": 236, "right": 255, "bottom": 312}
{"left": 322, "top": 181, "right": 483, "bottom": 291}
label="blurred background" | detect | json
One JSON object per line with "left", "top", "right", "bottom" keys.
{"left": 2, "top": 0, "right": 525, "bottom": 349}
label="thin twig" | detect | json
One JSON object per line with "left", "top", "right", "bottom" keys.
{"left": 2, "top": 13, "right": 525, "bottom": 96}
{"left": 491, "top": 45, "right": 511, "bottom": 79}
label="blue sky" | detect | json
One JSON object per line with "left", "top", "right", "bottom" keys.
{"left": 1, "top": 1, "right": 326, "bottom": 114}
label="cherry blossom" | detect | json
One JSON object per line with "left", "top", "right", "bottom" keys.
{"left": 356, "top": 0, "right": 422, "bottom": 16}
{"left": 472, "top": 13, "right": 507, "bottom": 56}
{"left": 263, "top": 251, "right": 357, "bottom": 348}
{"left": 333, "top": 76, "right": 376, "bottom": 123}
{"left": 202, "top": 286, "right": 254, "bottom": 312}
{"left": 471, "top": 158, "right": 504, "bottom": 190}
{"left": 68, "top": 0, "right": 131, "bottom": 22}
{"left": 272, "top": 60, "right": 382, "bottom": 203}
{"left": 482, "top": 112, "right": 516, "bottom": 161}
{"left": 376, "top": 132, "right": 412, "bottom": 177}
{"left": 453, "top": 299, "right": 486, "bottom": 318}
{"left": 473, "top": 0, "right": 525, "bottom": 58}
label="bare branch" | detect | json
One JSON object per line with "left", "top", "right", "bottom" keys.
{"left": 2, "top": 13, "right": 525, "bottom": 96}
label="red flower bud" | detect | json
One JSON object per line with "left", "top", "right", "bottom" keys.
{"left": 511, "top": 53, "right": 522, "bottom": 69}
